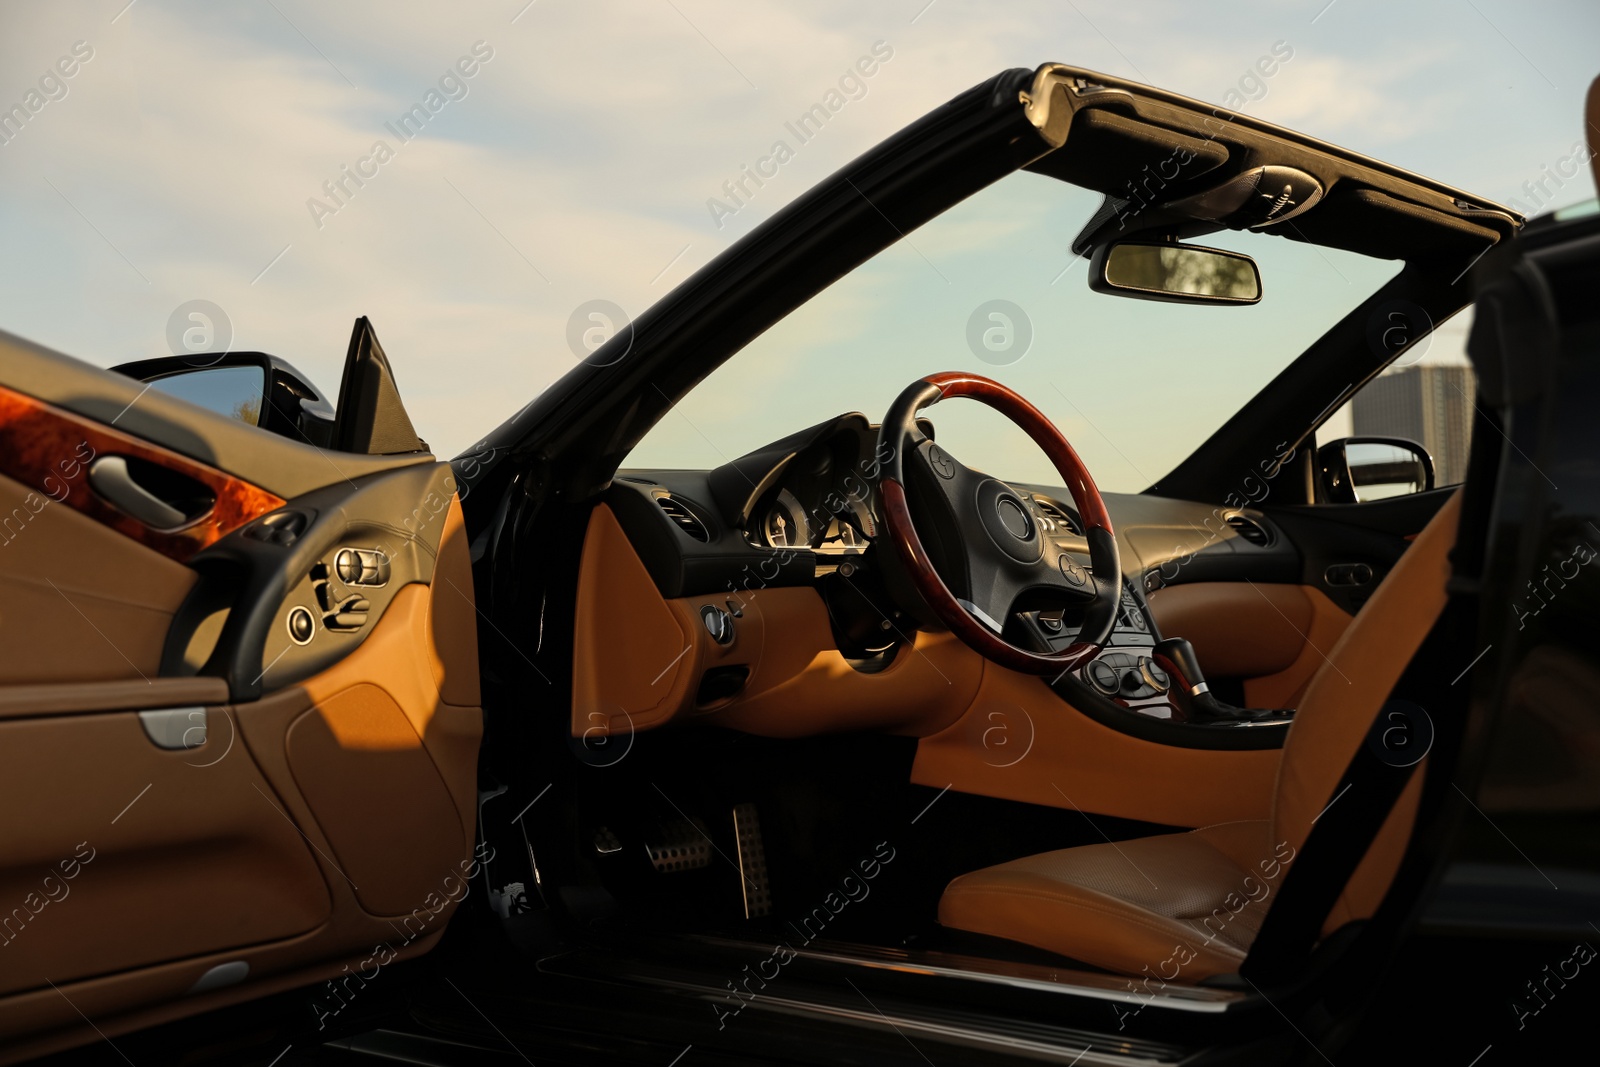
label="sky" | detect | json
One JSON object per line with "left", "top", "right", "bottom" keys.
{"left": 0, "top": 0, "right": 1595, "bottom": 484}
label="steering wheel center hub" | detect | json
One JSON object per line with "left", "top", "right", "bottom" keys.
{"left": 976, "top": 479, "right": 1042, "bottom": 563}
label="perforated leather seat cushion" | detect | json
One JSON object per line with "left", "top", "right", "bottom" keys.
{"left": 940, "top": 820, "right": 1276, "bottom": 978}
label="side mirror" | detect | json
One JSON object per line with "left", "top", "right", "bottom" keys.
{"left": 111, "top": 352, "right": 336, "bottom": 448}
{"left": 1089, "top": 240, "right": 1262, "bottom": 305}
{"left": 1316, "top": 436, "right": 1435, "bottom": 503}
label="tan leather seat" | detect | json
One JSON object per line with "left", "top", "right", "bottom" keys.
{"left": 939, "top": 491, "right": 1462, "bottom": 979}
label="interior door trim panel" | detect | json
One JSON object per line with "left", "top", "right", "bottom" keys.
{"left": 0, "top": 706, "right": 334, "bottom": 1002}
{"left": 163, "top": 462, "right": 462, "bottom": 702}
{"left": 0, "top": 677, "right": 229, "bottom": 719}
{"left": 0, "top": 470, "right": 198, "bottom": 687}
{"left": 0, "top": 383, "right": 285, "bottom": 563}
{"left": 0, "top": 329, "right": 432, "bottom": 500}
{"left": 0, "top": 465, "right": 483, "bottom": 1060}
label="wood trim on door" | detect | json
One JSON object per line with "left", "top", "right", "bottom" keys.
{"left": 0, "top": 384, "right": 284, "bottom": 563}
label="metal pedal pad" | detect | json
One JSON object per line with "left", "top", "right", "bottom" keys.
{"left": 646, "top": 818, "right": 712, "bottom": 873}
{"left": 732, "top": 802, "right": 772, "bottom": 918}
{"left": 593, "top": 826, "right": 623, "bottom": 855}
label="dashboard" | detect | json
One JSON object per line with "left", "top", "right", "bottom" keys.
{"left": 607, "top": 411, "right": 1303, "bottom": 730}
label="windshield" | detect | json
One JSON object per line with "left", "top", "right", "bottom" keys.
{"left": 628, "top": 171, "right": 1402, "bottom": 492}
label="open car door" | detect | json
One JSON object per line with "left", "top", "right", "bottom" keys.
{"left": 0, "top": 321, "right": 482, "bottom": 1063}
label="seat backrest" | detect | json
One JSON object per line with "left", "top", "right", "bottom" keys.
{"left": 1270, "top": 490, "right": 1461, "bottom": 929}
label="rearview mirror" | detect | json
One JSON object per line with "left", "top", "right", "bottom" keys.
{"left": 1316, "top": 436, "right": 1435, "bottom": 503}
{"left": 1089, "top": 241, "right": 1262, "bottom": 305}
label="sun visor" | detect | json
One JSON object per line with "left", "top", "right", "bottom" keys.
{"left": 1283, "top": 187, "right": 1509, "bottom": 259}
{"left": 1025, "top": 108, "right": 1229, "bottom": 199}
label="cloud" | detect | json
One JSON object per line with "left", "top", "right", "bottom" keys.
{"left": 0, "top": 0, "right": 1593, "bottom": 460}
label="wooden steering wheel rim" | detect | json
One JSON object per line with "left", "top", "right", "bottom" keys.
{"left": 876, "top": 371, "right": 1120, "bottom": 675}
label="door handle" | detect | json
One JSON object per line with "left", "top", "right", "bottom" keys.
{"left": 88, "top": 456, "right": 188, "bottom": 529}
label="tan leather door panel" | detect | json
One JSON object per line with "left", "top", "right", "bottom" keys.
{"left": 0, "top": 413, "right": 482, "bottom": 1063}
{"left": 0, "top": 471, "right": 196, "bottom": 685}
{"left": 0, "top": 707, "right": 332, "bottom": 998}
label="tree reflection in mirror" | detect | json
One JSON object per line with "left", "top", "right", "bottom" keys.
{"left": 1100, "top": 242, "right": 1262, "bottom": 303}
{"left": 147, "top": 365, "right": 266, "bottom": 426}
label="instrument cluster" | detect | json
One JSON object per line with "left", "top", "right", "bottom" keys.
{"left": 744, "top": 424, "right": 883, "bottom": 557}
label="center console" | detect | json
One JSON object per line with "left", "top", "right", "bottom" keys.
{"left": 1020, "top": 576, "right": 1292, "bottom": 726}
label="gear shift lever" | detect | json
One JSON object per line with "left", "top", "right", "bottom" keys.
{"left": 1152, "top": 637, "right": 1275, "bottom": 723}
{"left": 1153, "top": 637, "right": 1209, "bottom": 700}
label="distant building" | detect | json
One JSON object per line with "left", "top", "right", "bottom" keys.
{"left": 1352, "top": 364, "right": 1475, "bottom": 487}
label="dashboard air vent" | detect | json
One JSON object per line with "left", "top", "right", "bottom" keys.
{"left": 1033, "top": 498, "right": 1081, "bottom": 535}
{"left": 1226, "top": 514, "right": 1272, "bottom": 547}
{"left": 657, "top": 496, "right": 710, "bottom": 542}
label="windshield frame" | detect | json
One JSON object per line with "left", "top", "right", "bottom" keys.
{"left": 468, "top": 64, "right": 1511, "bottom": 517}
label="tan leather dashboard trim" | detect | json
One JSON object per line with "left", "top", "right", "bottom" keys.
{"left": 1145, "top": 582, "right": 1353, "bottom": 709}
{"left": 575, "top": 501, "right": 1277, "bottom": 826}
{"left": 1243, "top": 586, "right": 1352, "bottom": 709}
{"left": 1146, "top": 582, "right": 1313, "bottom": 679}
{"left": 912, "top": 664, "right": 1280, "bottom": 829}
{"left": 0, "top": 677, "right": 230, "bottom": 719}
{"left": 572, "top": 504, "right": 984, "bottom": 740}
{"left": 693, "top": 591, "right": 983, "bottom": 739}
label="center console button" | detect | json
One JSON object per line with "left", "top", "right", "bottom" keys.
{"left": 1140, "top": 657, "right": 1170, "bottom": 693}
{"left": 701, "top": 605, "right": 734, "bottom": 645}
{"left": 1087, "top": 659, "right": 1120, "bottom": 695}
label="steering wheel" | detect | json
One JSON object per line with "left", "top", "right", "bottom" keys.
{"left": 876, "top": 371, "right": 1122, "bottom": 675}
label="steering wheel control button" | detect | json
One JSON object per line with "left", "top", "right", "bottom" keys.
{"left": 1087, "top": 659, "right": 1120, "bottom": 695}
{"left": 286, "top": 606, "right": 315, "bottom": 645}
{"left": 927, "top": 445, "right": 957, "bottom": 480}
{"left": 701, "top": 605, "right": 734, "bottom": 645}
{"left": 1058, "top": 554, "right": 1088, "bottom": 587}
